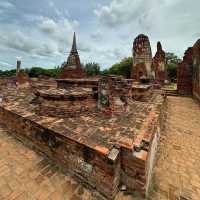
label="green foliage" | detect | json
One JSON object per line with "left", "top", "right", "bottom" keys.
{"left": 0, "top": 69, "right": 16, "bottom": 77}
{"left": 106, "top": 57, "right": 132, "bottom": 78}
{"left": 166, "top": 52, "right": 181, "bottom": 65}
{"left": 100, "top": 69, "right": 110, "bottom": 75}
{"left": 84, "top": 62, "right": 100, "bottom": 76}
{"left": 167, "top": 63, "right": 177, "bottom": 81}
{"left": 0, "top": 66, "right": 61, "bottom": 78}
{"left": 165, "top": 52, "right": 181, "bottom": 81}
{"left": 27, "top": 66, "right": 61, "bottom": 78}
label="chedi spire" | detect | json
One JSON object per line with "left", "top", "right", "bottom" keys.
{"left": 71, "top": 32, "right": 77, "bottom": 53}
{"left": 59, "top": 32, "right": 86, "bottom": 79}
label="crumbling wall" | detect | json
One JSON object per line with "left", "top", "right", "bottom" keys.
{"left": 192, "top": 39, "right": 200, "bottom": 101}
{"left": 0, "top": 107, "right": 120, "bottom": 199}
{"left": 177, "top": 48, "right": 193, "bottom": 95}
{"left": 59, "top": 68, "right": 86, "bottom": 79}
{"left": 98, "top": 76, "right": 133, "bottom": 113}
{"left": 177, "top": 38, "right": 200, "bottom": 100}
{"left": 35, "top": 95, "right": 97, "bottom": 117}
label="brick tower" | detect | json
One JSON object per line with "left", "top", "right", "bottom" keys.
{"left": 59, "top": 32, "right": 86, "bottom": 79}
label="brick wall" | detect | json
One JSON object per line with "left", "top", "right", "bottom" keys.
{"left": 0, "top": 107, "right": 120, "bottom": 199}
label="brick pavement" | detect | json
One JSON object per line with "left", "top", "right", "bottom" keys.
{"left": 0, "top": 125, "right": 136, "bottom": 200}
{"left": 150, "top": 96, "right": 200, "bottom": 200}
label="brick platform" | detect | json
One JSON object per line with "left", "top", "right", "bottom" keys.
{"left": 0, "top": 79, "right": 166, "bottom": 199}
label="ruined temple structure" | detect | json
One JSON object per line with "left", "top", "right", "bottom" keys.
{"left": 152, "top": 42, "right": 167, "bottom": 84}
{"left": 0, "top": 73, "right": 166, "bottom": 199}
{"left": 59, "top": 32, "right": 86, "bottom": 79}
{"left": 0, "top": 33, "right": 168, "bottom": 199}
{"left": 177, "top": 38, "right": 200, "bottom": 100}
{"left": 16, "top": 60, "right": 30, "bottom": 87}
{"left": 131, "top": 34, "right": 154, "bottom": 81}
{"left": 192, "top": 39, "right": 200, "bottom": 100}
{"left": 177, "top": 48, "right": 193, "bottom": 95}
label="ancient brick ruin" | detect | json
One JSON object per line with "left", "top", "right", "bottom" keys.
{"left": 16, "top": 60, "right": 30, "bottom": 87}
{"left": 152, "top": 42, "right": 167, "bottom": 84}
{"left": 192, "top": 39, "right": 200, "bottom": 101}
{"left": 131, "top": 35, "right": 167, "bottom": 85}
{"left": 0, "top": 34, "right": 167, "bottom": 199}
{"left": 131, "top": 34, "right": 154, "bottom": 81}
{"left": 177, "top": 38, "right": 200, "bottom": 100}
{"left": 59, "top": 32, "right": 86, "bottom": 79}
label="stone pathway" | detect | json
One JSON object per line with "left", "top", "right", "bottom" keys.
{"left": 150, "top": 96, "right": 200, "bottom": 200}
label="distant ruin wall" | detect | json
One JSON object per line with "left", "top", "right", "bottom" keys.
{"left": 192, "top": 39, "right": 200, "bottom": 101}
{"left": 177, "top": 48, "right": 193, "bottom": 95}
{"left": 177, "top": 39, "right": 200, "bottom": 100}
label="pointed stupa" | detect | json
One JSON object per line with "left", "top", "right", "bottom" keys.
{"left": 71, "top": 32, "right": 77, "bottom": 53}
{"left": 66, "top": 32, "right": 81, "bottom": 67}
{"left": 59, "top": 32, "right": 86, "bottom": 79}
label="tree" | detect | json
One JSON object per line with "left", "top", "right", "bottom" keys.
{"left": 27, "top": 66, "right": 61, "bottom": 78}
{"left": 166, "top": 52, "right": 181, "bottom": 65}
{"left": 84, "top": 62, "right": 100, "bottom": 76}
{"left": 107, "top": 57, "right": 132, "bottom": 78}
{"left": 165, "top": 52, "right": 182, "bottom": 81}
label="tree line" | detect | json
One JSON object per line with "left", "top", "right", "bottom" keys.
{"left": 0, "top": 52, "right": 180, "bottom": 81}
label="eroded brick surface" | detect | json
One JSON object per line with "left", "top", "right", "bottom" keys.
{"left": 0, "top": 125, "right": 94, "bottom": 200}
{"left": 150, "top": 96, "right": 200, "bottom": 200}
{"left": 0, "top": 124, "right": 141, "bottom": 200}
{"left": 131, "top": 34, "right": 153, "bottom": 80}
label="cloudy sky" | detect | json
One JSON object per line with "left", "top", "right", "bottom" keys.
{"left": 0, "top": 0, "right": 200, "bottom": 70}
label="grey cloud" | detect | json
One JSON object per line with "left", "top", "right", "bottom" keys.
{"left": 38, "top": 17, "right": 79, "bottom": 45}
{"left": 90, "top": 31, "right": 102, "bottom": 41}
{"left": 38, "top": 18, "right": 57, "bottom": 34}
{"left": 94, "top": 0, "right": 146, "bottom": 27}
{"left": 0, "top": 29, "right": 62, "bottom": 58}
{"left": 0, "top": 1, "right": 15, "bottom": 9}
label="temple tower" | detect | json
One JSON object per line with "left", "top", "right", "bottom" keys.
{"left": 131, "top": 34, "right": 154, "bottom": 81}
{"left": 152, "top": 42, "right": 167, "bottom": 83}
{"left": 59, "top": 32, "right": 86, "bottom": 79}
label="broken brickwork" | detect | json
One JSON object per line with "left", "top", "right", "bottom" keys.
{"left": 131, "top": 34, "right": 154, "bottom": 81}
{"left": 177, "top": 38, "right": 200, "bottom": 101}
{"left": 177, "top": 48, "right": 193, "bottom": 95}
{"left": 0, "top": 79, "right": 166, "bottom": 199}
{"left": 59, "top": 33, "right": 86, "bottom": 79}
{"left": 34, "top": 88, "right": 97, "bottom": 117}
{"left": 132, "top": 84, "right": 153, "bottom": 101}
{"left": 98, "top": 76, "right": 133, "bottom": 113}
{"left": 192, "top": 39, "right": 200, "bottom": 101}
{"left": 56, "top": 79, "right": 99, "bottom": 90}
{"left": 152, "top": 42, "right": 167, "bottom": 84}
{"left": 15, "top": 60, "right": 30, "bottom": 88}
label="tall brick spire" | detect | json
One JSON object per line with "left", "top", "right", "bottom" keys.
{"left": 66, "top": 32, "right": 80, "bottom": 67}
{"left": 71, "top": 32, "right": 77, "bottom": 53}
{"left": 59, "top": 32, "right": 86, "bottom": 79}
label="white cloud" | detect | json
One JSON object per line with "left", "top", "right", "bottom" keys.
{"left": 94, "top": 0, "right": 146, "bottom": 27}
{"left": 38, "top": 18, "right": 57, "bottom": 34}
